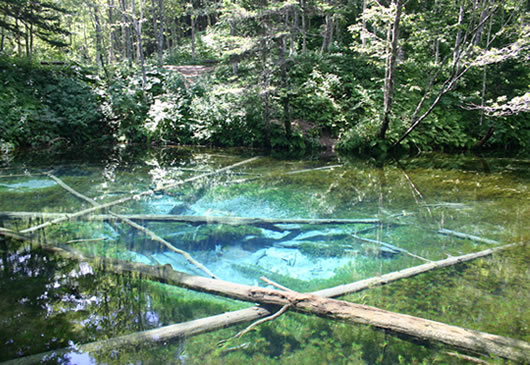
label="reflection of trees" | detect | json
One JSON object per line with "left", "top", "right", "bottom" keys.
{"left": 0, "top": 232, "right": 238, "bottom": 363}
{"left": 0, "top": 237, "right": 77, "bottom": 362}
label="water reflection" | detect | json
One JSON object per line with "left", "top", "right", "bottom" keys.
{"left": 0, "top": 147, "right": 528, "bottom": 363}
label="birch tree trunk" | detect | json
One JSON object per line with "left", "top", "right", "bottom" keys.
{"left": 107, "top": 0, "right": 116, "bottom": 63}
{"left": 0, "top": 14, "right": 5, "bottom": 52}
{"left": 157, "top": 0, "right": 164, "bottom": 66}
{"left": 278, "top": 35, "right": 291, "bottom": 138}
{"left": 321, "top": 13, "right": 334, "bottom": 53}
{"left": 378, "top": 0, "right": 403, "bottom": 140}
{"left": 452, "top": 0, "right": 466, "bottom": 68}
{"left": 132, "top": 0, "right": 147, "bottom": 87}
{"left": 91, "top": 3, "right": 108, "bottom": 78}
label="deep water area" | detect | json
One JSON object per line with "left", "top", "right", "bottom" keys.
{"left": 0, "top": 146, "right": 528, "bottom": 364}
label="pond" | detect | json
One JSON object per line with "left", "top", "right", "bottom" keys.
{"left": 0, "top": 147, "right": 528, "bottom": 364}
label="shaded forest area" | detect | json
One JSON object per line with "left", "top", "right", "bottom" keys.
{"left": 0, "top": 0, "right": 529, "bottom": 154}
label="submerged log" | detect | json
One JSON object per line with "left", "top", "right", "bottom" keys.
{"left": 438, "top": 228, "right": 499, "bottom": 245}
{"left": 312, "top": 243, "right": 519, "bottom": 298}
{"left": 47, "top": 174, "right": 217, "bottom": 279}
{"left": 351, "top": 234, "right": 431, "bottom": 262}
{"left": 111, "top": 213, "right": 217, "bottom": 279}
{"left": 60, "top": 244, "right": 530, "bottom": 362}
{"left": 19, "top": 157, "right": 260, "bottom": 234}
{"left": 0, "top": 307, "right": 271, "bottom": 365}
{"left": 0, "top": 211, "right": 381, "bottom": 228}
{"left": 0, "top": 229, "right": 525, "bottom": 363}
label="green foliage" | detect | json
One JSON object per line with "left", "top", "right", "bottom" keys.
{"left": 187, "top": 87, "right": 255, "bottom": 146}
{"left": 289, "top": 56, "right": 346, "bottom": 131}
{"left": 163, "top": 32, "right": 220, "bottom": 66}
{"left": 0, "top": 56, "right": 108, "bottom": 148}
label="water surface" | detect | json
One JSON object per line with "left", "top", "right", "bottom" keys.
{"left": 0, "top": 147, "right": 528, "bottom": 364}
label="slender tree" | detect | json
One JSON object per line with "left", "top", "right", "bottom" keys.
{"left": 378, "top": 0, "right": 403, "bottom": 139}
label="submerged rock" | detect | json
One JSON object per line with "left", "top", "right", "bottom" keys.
{"left": 169, "top": 202, "right": 189, "bottom": 215}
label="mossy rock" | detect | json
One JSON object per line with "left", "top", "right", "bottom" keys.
{"left": 177, "top": 224, "right": 263, "bottom": 250}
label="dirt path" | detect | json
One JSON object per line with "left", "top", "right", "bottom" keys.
{"left": 163, "top": 65, "right": 215, "bottom": 85}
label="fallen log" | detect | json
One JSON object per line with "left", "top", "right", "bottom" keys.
{"left": 228, "top": 164, "right": 342, "bottom": 184}
{"left": 18, "top": 157, "right": 259, "bottom": 234}
{"left": 111, "top": 213, "right": 217, "bottom": 279}
{"left": 0, "top": 306, "right": 271, "bottom": 365}
{"left": 312, "top": 242, "right": 519, "bottom": 298}
{"left": 286, "top": 164, "right": 342, "bottom": 175}
{"left": 0, "top": 229, "right": 525, "bottom": 363}
{"left": 438, "top": 228, "right": 499, "bottom": 245}
{"left": 55, "top": 244, "right": 530, "bottom": 362}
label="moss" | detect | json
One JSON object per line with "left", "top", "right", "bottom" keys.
{"left": 298, "top": 241, "right": 354, "bottom": 257}
{"left": 233, "top": 263, "right": 319, "bottom": 292}
{"left": 176, "top": 224, "right": 263, "bottom": 250}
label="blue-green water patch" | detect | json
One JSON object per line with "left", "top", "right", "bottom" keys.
{"left": 0, "top": 148, "right": 528, "bottom": 364}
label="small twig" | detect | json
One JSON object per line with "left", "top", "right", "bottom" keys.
{"left": 67, "top": 237, "right": 108, "bottom": 244}
{"left": 445, "top": 351, "right": 490, "bottom": 364}
{"left": 218, "top": 276, "right": 295, "bottom": 347}
{"left": 260, "top": 276, "right": 294, "bottom": 292}
{"left": 218, "top": 304, "right": 291, "bottom": 348}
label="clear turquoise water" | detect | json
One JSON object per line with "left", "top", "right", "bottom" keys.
{"left": 0, "top": 147, "right": 528, "bottom": 364}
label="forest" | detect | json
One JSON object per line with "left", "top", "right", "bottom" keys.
{"left": 0, "top": 0, "right": 528, "bottom": 155}
{"left": 0, "top": 2, "right": 529, "bottom": 364}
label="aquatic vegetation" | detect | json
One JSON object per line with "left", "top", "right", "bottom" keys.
{"left": 0, "top": 148, "right": 528, "bottom": 363}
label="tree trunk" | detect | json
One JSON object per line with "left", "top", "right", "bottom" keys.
{"left": 132, "top": 0, "right": 147, "bottom": 87}
{"left": 92, "top": 3, "right": 109, "bottom": 79}
{"left": 15, "top": 14, "right": 21, "bottom": 56}
{"left": 157, "top": 0, "right": 164, "bottom": 66}
{"left": 24, "top": 22, "right": 30, "bottom": 58}
{"left": 261, "top": 37, "right": 271, "bottom": 147}
{"left": 0, "top": 212, "right": 380, "bottom": 227}
{"left": 477, "top": 8, "right": 493, "bottom": 143}
{"left": 120, "top": 0, "right": 132, "bottom": 62}
{"left": 152, "top": 0, "right": 164, "bottom": 66}
{"left": 290, "top": 6, "right": 298, "bottom": 55}
{"left": 300, "top": 0, "right": 306, "bottom": 52}
{"left": 278, "top": 36, "right": 291, "bottom": 138}
{"left": 108, "top": 0, "right": 116, "bottom": 63}
{"left": 321, "top": 13, "right": 334, "bottom": 53}
{"left": 378, "top": 0, "right": 403, "bottom": 140}
{"left": 433, "top": 0, "right": 440, "bottom": 64}
{"left": 0, "top": 14, "right": 5, "bottom": 52}
{"left": 191, "top": 12, "right": 196, "bottom": 60}
{"left": 230, "top": 20, "right": 238, "bottom": 75}
{"left": 361, "top": 0, "right": 367, "bottom": 47}
{"left": 453, "top": 0, "right": 465, "bottom": 69}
